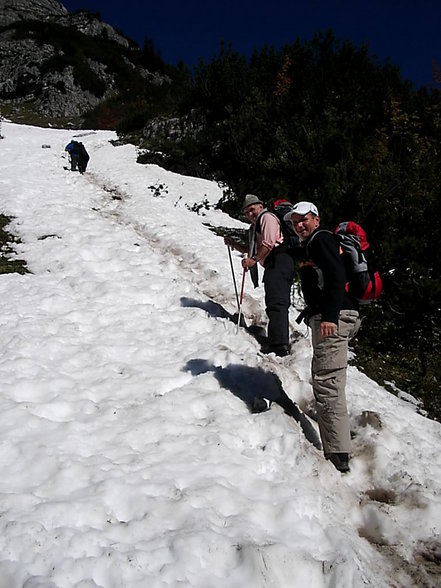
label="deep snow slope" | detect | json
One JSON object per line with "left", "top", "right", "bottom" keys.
{"left": 0, "top": 122, "right": 440, "bottom": 588}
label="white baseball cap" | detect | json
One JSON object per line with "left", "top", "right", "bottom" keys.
{"left": 283, "top": 201, "right": 319, "bottom": 222}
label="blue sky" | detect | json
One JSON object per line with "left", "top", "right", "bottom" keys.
{"left": 61, "top": 0, "right": 440, "bottom": 88}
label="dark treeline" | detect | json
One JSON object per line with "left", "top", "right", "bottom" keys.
{"left": 124, "top": 31, "right": 441, "bottom": 420}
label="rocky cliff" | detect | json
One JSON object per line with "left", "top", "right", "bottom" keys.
{"left": 0, "top": 0, "right": 67, "bottom": 27}
{"left": 0, "top": 0, "right": 156, "bottom": 120}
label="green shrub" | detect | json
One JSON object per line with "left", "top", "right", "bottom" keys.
{"left": 0, "top": 215, "right": 28, "bottom": 275}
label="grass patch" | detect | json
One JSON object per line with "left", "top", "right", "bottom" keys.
{"left": 0, "top": 101, "right": 83, "bottom": 129}
{"left": 0, "top": 215, "right": 28, "bottom": 275}
{"left": 353, "top": 338, "right": 440, "bottom": 422}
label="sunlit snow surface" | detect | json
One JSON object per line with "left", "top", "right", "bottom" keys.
{"left": 0, "top": 122, "right": 440, "bottom": 588}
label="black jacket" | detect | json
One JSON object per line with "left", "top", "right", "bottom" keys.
{"left": 299, "top": 229, "right": 358, "bottom": 324}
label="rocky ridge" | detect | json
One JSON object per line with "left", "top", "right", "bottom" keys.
{"left": 0, "top": 0, "right": 152, "bottom": 119}
{"left": 0, "top": 0, "right": 67, "bottom": 27}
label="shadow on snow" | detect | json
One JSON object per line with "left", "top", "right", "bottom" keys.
{"left": 184, "top": 358, "right": 321, "bottom": 451}
{"left": 180, "top": 296, "right": 262, "bottom": 338}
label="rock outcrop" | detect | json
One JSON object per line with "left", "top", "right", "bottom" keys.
{"left": 0, "top": 0, "right": 150, "bottom": 119}
{"left": 0, "top": 0, "right": 67, "bottom": 27}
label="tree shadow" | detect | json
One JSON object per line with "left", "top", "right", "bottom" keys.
{"left": 183, "top": 359, "right": 321, "bottom": 450}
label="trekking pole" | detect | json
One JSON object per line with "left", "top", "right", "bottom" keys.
{"left": 236, "top": 264, "right": 247, "bottom": 334}
{"left": 227, "top": 245, "right": 240, "bottom": 311}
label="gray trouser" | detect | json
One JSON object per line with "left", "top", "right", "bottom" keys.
{"left": 309, "top": 310, "right": 361, "bottom": 454}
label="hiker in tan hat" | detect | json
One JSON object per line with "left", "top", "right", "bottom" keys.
{"left": 225, "top": 194, "right": 295, "bottom": 356}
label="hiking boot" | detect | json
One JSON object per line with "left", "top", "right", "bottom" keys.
{"left": 325, "top": 452, "right": 350, "bottom": 473}
{"left": 261, "top": 343, "right": 291, "bottom": 357}
{"left": 251, "top": 397, "right": 271, "bottom": 413}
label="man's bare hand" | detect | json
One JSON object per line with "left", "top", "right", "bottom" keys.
{"left": 320, "top": 321, "right": 337, "bottom": 338}
{"left": 241, "top": 257, "right": 256, "bottom": 269}
{"left": 224, "top": 236, "right": 234, "bottom": 247}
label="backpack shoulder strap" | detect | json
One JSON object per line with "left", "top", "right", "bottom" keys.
{"left": 305, "top": 229, "right": 333, "bottom": 256}
{"left": 254, "top": 209, "right": 273, "bottom": 233}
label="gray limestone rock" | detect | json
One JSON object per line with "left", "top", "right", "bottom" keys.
{"left": 0, "top": 0, "right": 67, "bottom": 27}
{"left": 0, "top": 1, "right": 141, "bottom": 118}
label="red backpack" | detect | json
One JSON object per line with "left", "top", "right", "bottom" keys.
{"left": 334, "top": 221, "right": 382, "bottom": 304}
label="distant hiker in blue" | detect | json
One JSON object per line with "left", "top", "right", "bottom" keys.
{"left": 65, "top": 140, "right": 89, "bottom": 174}
{"left": 285, "top": 201, "right": 361, "bottom": 473}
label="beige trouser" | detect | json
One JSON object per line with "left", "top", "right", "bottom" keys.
{"left": 309, "top": 310, "right": 361, "bottom": 454}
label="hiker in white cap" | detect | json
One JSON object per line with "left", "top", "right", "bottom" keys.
{"left": 225, "top": 193, "right": 295, "bottom": 356}
{"left": 285, "top": 201, "right": 361, "bottom": 473}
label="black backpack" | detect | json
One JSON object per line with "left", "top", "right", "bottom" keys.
{"left": 78, "top": 142, "right": 89, "bottom": 161}
{"left": 255, "top": 200, "right": 301, "bottom": 257}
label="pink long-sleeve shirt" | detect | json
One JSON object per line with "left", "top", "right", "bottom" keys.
{"left": 255, "top": 212, "right": 283, "bottom": 266}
